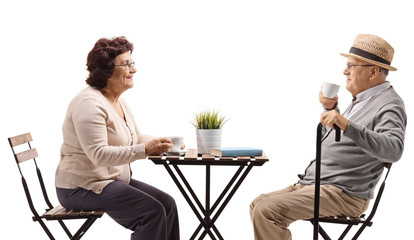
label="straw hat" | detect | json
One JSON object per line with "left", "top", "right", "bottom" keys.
{"left": 340, "top": 34, "right": 397, "bottom": 71}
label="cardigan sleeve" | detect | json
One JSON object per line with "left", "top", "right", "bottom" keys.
{"left": 71, "top": 98, "right": 147, "bottom": 167}
{"left": 343, "top": 100, "right": 406, "bottom": 162}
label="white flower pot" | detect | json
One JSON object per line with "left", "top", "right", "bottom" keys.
{"left": 196, "top": 129, "right": 222, "bottom": 154}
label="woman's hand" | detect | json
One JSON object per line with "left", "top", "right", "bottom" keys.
{"left": 145, "top": 138, "right": 173, "bottom": 156}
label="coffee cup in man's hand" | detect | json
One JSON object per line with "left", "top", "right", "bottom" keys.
{"left": 322, "top": 82, "right": 340, "bottom": 98}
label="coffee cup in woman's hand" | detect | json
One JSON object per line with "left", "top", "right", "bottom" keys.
{"left": 145, "top": 138, "right": 173, "bottom": 156}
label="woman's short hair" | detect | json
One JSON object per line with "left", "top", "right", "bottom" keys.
{"left": 86, "top": 36, "right": 134, "bottom": 89}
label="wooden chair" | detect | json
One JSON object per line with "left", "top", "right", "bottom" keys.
{"left": 8, "top": 132, "right": 104, "bottom": 240}
{"left": 307, "top": 123, "right": 393, "bottom": 240}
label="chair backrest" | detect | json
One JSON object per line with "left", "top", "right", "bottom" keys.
{"left": 363, "top": 162, "right": 392, "bottom": 222}
{"left": 8, "top": 133, "right": 54, "bottom": 218}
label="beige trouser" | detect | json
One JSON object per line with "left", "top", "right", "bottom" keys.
{"left": 250, "top": 184, "right": 369, "bottom": 240}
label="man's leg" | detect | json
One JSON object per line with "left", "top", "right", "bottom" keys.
{"left": 250, "top": 184, "right": 369, "bottom": 240}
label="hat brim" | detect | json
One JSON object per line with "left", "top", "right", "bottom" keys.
{"left": 340, "top": 53, "right": 397, "bottom": 71}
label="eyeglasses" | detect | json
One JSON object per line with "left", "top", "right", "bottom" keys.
{"left": 114, "top": 61, "right": 135, "bottom": 70}
{"left": 346, "top": 63, "right": 375, "bottom": 71}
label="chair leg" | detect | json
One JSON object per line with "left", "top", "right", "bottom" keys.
{"left": 70, "top": 217, "right": 98, "bottom": 240}
{"left": 35, "top": 217, "right": 56, "bottom": 240}
{"left": 351, "top": 222, "right": 370, "bottom": 240}
{"left": 317, "top": 225, "right": 332, "bottom": 240}
{"left": 58, "top": 219, "right": 73, "bottom": 239}
{"left": 310, "top": 220, "right": 331, "bottom": 240}
{"left": 338, "top": 224, "right": 353, "bottom": 240}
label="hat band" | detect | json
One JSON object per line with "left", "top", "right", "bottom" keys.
{"left": 349, "top": 47, "right": 391, "bottom": 65}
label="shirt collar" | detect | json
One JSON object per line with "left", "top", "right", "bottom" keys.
{"left": 355, "top": 81, "right": 391, "bottom": 102}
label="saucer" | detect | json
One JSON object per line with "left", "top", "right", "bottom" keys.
{"left": 165, "top": 149, "right": 189, "bottom": 156}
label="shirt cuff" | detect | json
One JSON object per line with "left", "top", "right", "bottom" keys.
{"left": 133, "top": 143, "right": 147, "bottom": 160}
{"left": 324, "top": 102, "right": 339, "bottom": 111}
{"left": 343, "top": 121, "right": 362, "bottom": 141}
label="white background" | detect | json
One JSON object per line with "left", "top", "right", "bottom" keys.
{"left": 1, "top": 0, "right": 412, "bottom": 239}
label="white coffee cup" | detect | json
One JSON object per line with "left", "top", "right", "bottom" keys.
{"left": 322, "top": 82, "right": 340, "bottom": 98}
{"left": 167, "top": 136, "right": 183, "bottom": 151}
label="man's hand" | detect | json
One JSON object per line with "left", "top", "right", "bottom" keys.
{"left": 320, "top": 110, "right": 350, "bottom": 132}
{"left": 145, "top": 138, "right": 173, "bottom": 156}
{"left": 319, "top": 89, "right": 338, "bottom": 110}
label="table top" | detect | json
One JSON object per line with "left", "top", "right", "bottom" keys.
{"left": 148, "top": 149, "right": 269, "bottom": 166}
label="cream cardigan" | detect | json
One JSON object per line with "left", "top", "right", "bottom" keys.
{"left": 55, "top": 86, "right": 154, "bottom": 194}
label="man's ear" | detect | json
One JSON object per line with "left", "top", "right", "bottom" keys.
{"left": 369, "top": 66, "right": 379, "bottom": 79}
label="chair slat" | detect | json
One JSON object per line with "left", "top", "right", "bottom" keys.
{"left": 79, "top": 210, "right": 105, "bottom": 217}
{"left": 321, "top": 216, "right": 361, "bottom": 222}
{"left": 79, "top": 211, "right": 92, "bottom": 217}
{"left": 92, "top": 211, "right": 105, "bottom": 216}
{"left": 67, "top": 210, "right": 81, "bottom": 217}
{"left": 43, "top": 205, "right": 105, "bottom": 219}
{"left": 15, "top": 148, "right": 38, "bottom": 163}
{"left": 54, "top": 208, "right": 70, "bottom": 217}
{"left": 8, "top": 133, "right": 32, "bottom": 147}
{"left": 44, "top": 205, "right": 66, "bottom": 217}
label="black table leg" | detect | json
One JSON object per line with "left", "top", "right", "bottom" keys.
{"left": 173, "top": 164, "right": 223, "bottom": 240}
{"left": 206, "top": 164, "right": 211, "bottom": 230}
{"left": 192, "top": 165, "right": 244, "bottom": 239}
{"left": 199, "top": 163, "right": 255, "bottom": 239}
{"left": 161, "top": 162, "right": 217, "bottom": 240}
{"left": 161, "top": 160, "right": 257, "bottom": 240}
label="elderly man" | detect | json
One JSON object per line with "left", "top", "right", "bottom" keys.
{"left": 250, "top": 34, "right": 407, "bottom": 240}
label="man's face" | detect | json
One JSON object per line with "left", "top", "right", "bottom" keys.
{"left": 343, "top": 57, "right": 375, "bottom": 96}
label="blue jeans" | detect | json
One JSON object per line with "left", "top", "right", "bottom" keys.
{"left": 56, "top": 179, "right": 180, "bottom": 240}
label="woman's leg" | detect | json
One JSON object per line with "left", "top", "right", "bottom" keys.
{"left": 128, "top": 179, "right": 180, "bottom": 240}
{"left": 57, "top": 179, "right": 179, "bottom": 240}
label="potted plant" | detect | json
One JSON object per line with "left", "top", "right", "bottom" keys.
{"left": 191, "top": 109, "right": 228, "bottom": 154}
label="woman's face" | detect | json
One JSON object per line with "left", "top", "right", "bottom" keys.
{"left": 107, "top": 51, "right": 136, "bottom": 92}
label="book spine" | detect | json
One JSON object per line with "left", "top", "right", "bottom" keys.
{"left": 221, "top": 149, "right": 262, "bottom": 157}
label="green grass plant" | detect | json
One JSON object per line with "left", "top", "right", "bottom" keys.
{"left": 191, "top": 110, "right": 228, "bottom": 129}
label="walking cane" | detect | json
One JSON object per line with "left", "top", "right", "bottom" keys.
{"left": 313, "top": 123, "right": 341, "bottom": 240}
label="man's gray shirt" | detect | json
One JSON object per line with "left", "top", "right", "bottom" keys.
{"left": 299, "top": 86, "right": 407, "bottom": 199}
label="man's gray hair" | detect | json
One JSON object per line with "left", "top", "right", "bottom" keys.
{"left": 380, "top": 67, "right": 389, "bottom": 77}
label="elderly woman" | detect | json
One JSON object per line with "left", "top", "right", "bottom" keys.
{"left": 55, "top": 36, "right": 180, "bottom": 240}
